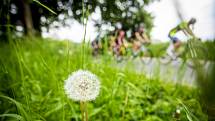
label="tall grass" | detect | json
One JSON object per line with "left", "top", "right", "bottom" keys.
{"left": 0, "top": 38, "right": 207, "bottom": 121}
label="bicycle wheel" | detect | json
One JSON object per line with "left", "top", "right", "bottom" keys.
{"left": 183, "top": 44, "right": 208, "bottom": 68}
{"left": 158, "top": 47, "right": 172, "bottom": 64}
{"left": 140, "top": 49, "right": 153, "bottom": 64}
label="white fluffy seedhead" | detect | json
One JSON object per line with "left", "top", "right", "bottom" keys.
{"left": 64, "top": 70, "right": 100, "bottom": 101}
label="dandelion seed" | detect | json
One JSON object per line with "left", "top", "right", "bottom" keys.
{"left": 64, "top": 70, "right": 100, "bottom": 101}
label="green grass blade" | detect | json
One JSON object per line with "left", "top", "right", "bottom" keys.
{"left": 0, "top": 114, "right": 24, "bottom": 121}
{"left": 178, "top": 99, "right": 199, "bottom": 121}
{"left": 33, "top": 0, "right": 57, "bottom": 15}
{"left": 0, "top": 95, "right": 30, "bottom": 121}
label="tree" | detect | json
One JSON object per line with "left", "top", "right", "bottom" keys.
{"left": 0, "top": 0, "right": 64, "bottom": 38}
{"left": 19, "top": 0, "right": 34, "bottom": 36}
{"left": 0, "top": 0, "right": 155, "bottom": 39}
{"left": 71, "top": 0, "right": 154, "bottom": 35}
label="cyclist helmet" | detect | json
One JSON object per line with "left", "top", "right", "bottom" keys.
{"left": 188, "top": 18, "right": 196, "bottom": 25}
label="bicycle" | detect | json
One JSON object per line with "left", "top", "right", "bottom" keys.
{"left": 158, "top": 36, "right": 208, "bottom": 68}
{"left": 114, "top": 42, "right": 154, "bottom": 64}
{"left": 130, "top": 42, "right": 153, "bottom": 64}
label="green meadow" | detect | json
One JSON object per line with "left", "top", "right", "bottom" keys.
{"left": 0, "top": 38, "right": 207, "bottom": 121}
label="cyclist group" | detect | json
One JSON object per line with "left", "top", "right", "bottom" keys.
{"left": 92, "top": 18, "right": 197, "bottom": 61}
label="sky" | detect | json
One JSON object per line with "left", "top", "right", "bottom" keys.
{"left": 42, "top": 0, "right": 215, "bottom": 43}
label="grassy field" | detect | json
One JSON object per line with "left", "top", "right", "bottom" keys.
{"left": 0, "top": 38, "right": 207, "bottom": 121}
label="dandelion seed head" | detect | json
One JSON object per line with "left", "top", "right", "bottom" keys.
{"left": 64, "top": 70, "right": 100, "bottom": 101}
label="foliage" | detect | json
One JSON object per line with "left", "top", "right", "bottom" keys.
{"left": 196, "top": 40, "right": 215, "bottom": 120}
{"left": 0, "top": 38, "right": 207, "bottom": 121}
{"left": 73, "top": 0, "right": 154, "bottom": 32}
{"left": 0, "top": 0, "right": 65, "bottom": 36}
{"left": 204, "top": 40, "right": 215, "bottom": 60}
{"left": 0, "top": 0, "right": 154, "bottom": 38}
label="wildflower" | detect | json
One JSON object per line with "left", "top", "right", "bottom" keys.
{"left": 176, "top": 109, "right": 181, "bottom": 114}
{"left": 64, "top": 70, "right": 100, "bottom": 101}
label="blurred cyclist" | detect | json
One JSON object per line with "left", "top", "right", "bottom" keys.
{"left": 91, "top": 36, "right": 102, "bottom": 56}
{"left": 131, "top": 26, "right": 150, "bottom": 57}
{"left": 134, "top": 27, "right": 150, "bottom": 44}
{"left": 113, "top": 29, "right": 128, "bottom": 60}
{"left": 167, "top": 18, "right": 196, "bottom": 59}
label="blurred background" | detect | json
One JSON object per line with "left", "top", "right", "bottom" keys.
{"left": 42, "top": 0, "right": 215, "bottom": 43}
{"left": 0, "top": 0, "right": 215, "bottom": 120}
{"left": 0, "top": 0, "right": 214, "bottom": 42}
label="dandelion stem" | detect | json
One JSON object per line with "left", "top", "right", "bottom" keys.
{"left": 80, "top": 101, "right": 88, "bottom": 121}
{"left": 80, "top": 101, "right": 85, "bottom": 121}
{"left": 85, "top": 102, "right": 88, "bottom": 121}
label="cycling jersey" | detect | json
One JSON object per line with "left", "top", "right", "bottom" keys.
{"left": 169, "top": 21, "right": 188, "bottom": 37}
{"left": 169, "top": 21, "right": 189, "bottom": 43}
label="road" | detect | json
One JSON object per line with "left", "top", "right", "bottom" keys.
{"left": 112, "top": 58, "right": 210, "bottom": 86}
